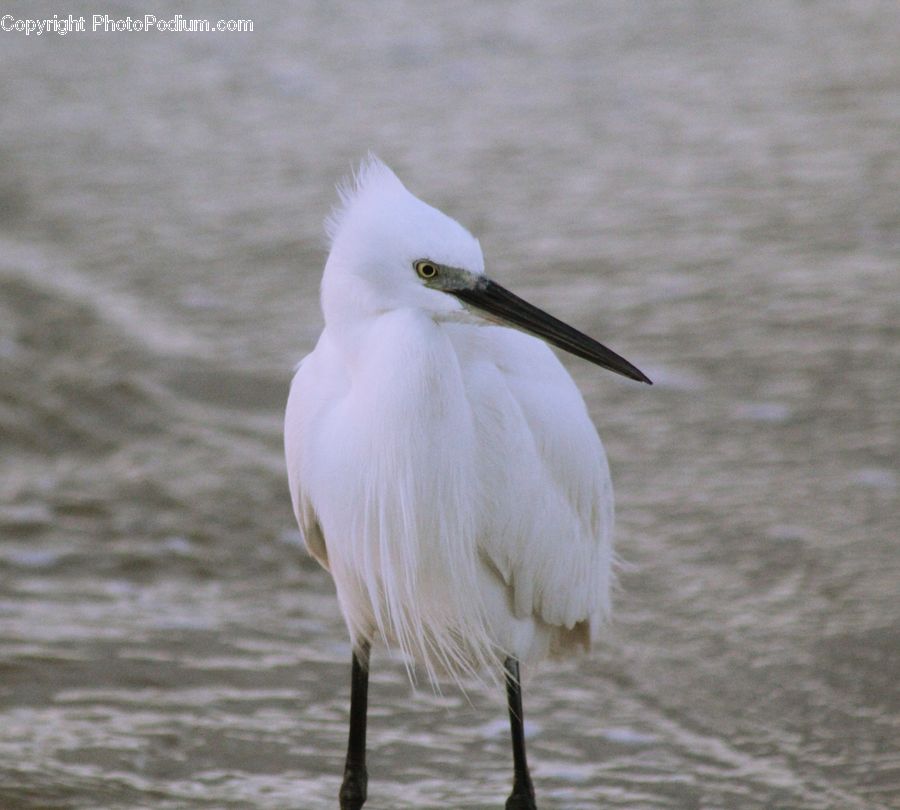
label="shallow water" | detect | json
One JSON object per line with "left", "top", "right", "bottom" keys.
{"left": 1, "top": 2, "right": 898, "bottom": 808}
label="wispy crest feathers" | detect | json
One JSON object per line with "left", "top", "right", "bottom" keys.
{"left": 324, "top": 153, "right": 404, "bottom": 244}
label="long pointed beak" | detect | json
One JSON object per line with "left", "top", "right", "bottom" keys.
{"left": 450, "top": 277, "right": 652, "bottom": 384}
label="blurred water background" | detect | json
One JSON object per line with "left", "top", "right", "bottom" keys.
{"left": 1, "top": 2, "right": 898, "bottom": 808}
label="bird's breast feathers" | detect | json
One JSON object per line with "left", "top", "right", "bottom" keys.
{"left": 287, "top": 311, "right": 613, "bottom": 662}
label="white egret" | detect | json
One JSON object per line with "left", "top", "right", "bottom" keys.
{"left": 284, "top": 157, "right": 651, "bottom": 810}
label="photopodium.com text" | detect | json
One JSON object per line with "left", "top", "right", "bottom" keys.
{"left": 1, "top": 14, "right": 254, "bottom": 36}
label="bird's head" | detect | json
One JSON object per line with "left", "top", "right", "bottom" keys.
{"left": 321, "top": 156, "right": 650, "bottom": 384}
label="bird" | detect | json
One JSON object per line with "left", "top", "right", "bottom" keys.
{"left": 284, "top": 156, "right": 651, "bottom": 810}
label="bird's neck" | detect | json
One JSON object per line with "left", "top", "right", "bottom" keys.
{"left": 321, "top": 271, "right": 382, "bottom": 358}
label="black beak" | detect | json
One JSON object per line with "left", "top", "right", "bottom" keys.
{"left": 450, "top": 277, "right": 651, "bottom": 384}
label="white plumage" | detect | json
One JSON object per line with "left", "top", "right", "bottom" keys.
{"left": 285, "top": 158, "right": 642, "bottom": 687}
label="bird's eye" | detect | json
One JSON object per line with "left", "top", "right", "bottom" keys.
{"left": 414, "top": 260, "right": 438, "bottom": 280}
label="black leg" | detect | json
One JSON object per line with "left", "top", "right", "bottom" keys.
{"left": 339, "top": 642, "right": 370, "bottom": 810}
{"left": 504, "top": 657, "right": 537, "bottom": 810}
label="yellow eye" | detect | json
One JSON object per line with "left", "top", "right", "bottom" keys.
{"left": 414, "top": 260, "right": 438, "bottom": 280}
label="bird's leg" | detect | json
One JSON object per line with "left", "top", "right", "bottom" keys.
{"left": 339, "top": 642, "right": 370, "bottom": 810}
{"left": 504, "top": 656, "right": 537, "bottom": 810}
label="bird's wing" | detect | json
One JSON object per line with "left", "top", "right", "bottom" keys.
{"left": 284, "top": 349, "right": 332, "bottom": 570}
{"left": 451, "top": 323, "right": 615, "bottom": 633}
